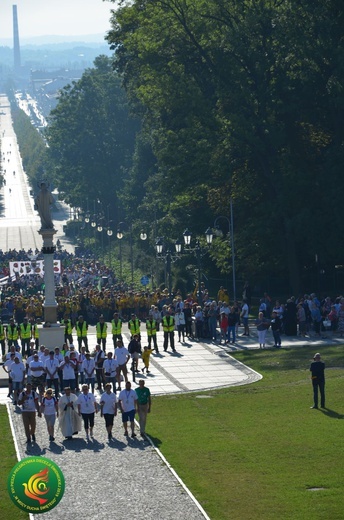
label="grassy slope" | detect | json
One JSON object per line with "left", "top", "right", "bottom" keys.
{"left": 148, "top": 345, "right": 344, "bottom": 520}
{"left": 0, "top": 406, "right": 29, "bottom": 520}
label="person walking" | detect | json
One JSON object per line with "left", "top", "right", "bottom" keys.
{"left": 58, "top": 387, "right": 81, "bottom": 440}
{"left": 77, "top": 384, "right": 98, "bottom": 440}
{"left": 115, "top": 339, "right": 130, "bottom": 391}
{"left": 135, "top": 379, "right": 151, "bottom": 436}
{"left": 118, "top": 381, "right": 138, "bottom": 438}
{"left": 310, "top": 353, "right": 325, "bottom": 409}
{"left": 10, "top": 356, "right": 26, "bottom": 405}
{"left": 44, "top": 350, "right": 60, "bottom": 397}
{"left": 128, "top": 334, "right": 141, "bottom": 373}
{"left": 19, "top": 317, "right": 31, "bottom": 357}
{"left": 41, "top": 388, "right": 59, "bottom": 441}
{"left": 103, "top": 351, "right": 118, "bottom": 390}
{"left": 100, "top": 383, "right": 118, "bottom": 441}
{"left": 82, "top": 352, "right": 96, "bottom": 393}
{"left": 94, "top": 344, "right": 105, "bottom": 392}
{"left": 142, "top": 346, "right": 154, "bottom": 373}
{"left": 18, "top": 382, "right": 41, "bottom": 444}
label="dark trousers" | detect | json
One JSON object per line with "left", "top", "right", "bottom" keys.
{"left": 312, "top": 380, "right": 325, "bottom": 408}
{"left": 96, "top": 369, "right": 105, "bottom": 390}
{"left": 272, "top": 330, "right": 281, "bottom": 346}
{"left": 97, "top": 338, "right": 106, "bottom": 352}
{"left": 163, "top": 331, "right": 175, "bottom": 351}
{"left": 77, "top": 336, "right": 88, "bottom": 352}
{"left": 148, "top": 334, "right": 158, "bottom": 351}
{"left": 112, "top": 334, "right": 122, "bottom": 347}
{"left": 21, "top": 338, "right": 31, "bottom": 357}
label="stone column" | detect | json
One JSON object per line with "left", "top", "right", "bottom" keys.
{"left": 38, "top": 228, "right": 58, "bottom": 323}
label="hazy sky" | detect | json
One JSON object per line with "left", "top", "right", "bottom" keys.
{"left": 0, "top": 0, "right": 116, "bottom": 40}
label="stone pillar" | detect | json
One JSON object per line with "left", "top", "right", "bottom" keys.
{"left": 37, "top": 228, "right": 64, "bottom": 348}
{"left": 38, "top": 228, "right": 58, "bottom": 323}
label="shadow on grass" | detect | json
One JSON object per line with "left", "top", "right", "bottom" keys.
{"left": 147, "top": 434, "right": 162, "bottom": 448}
{"left": 320, "top": 408, "right": 344, "bottom": 419}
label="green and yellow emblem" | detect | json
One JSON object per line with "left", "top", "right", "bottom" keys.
{"left": 8, "top": 456, "right": 65, "bottom": 513}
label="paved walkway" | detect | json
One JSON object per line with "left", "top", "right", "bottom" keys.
{"left": 4, "top": 327, "right": 340, "bottom": 519}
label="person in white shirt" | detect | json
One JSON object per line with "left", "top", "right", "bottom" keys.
{"left": 59, "top": 355, "right": 77, "bottom": 392}
{"left": 54, "top": 347, "right": 64, "bottom": 389}
{"left": 44, "top": 351, "right": 60, "bottom": 396}
{"left": 77, "top": 384, "right": 98, "bottom": 440}
{"left": 241, "top": 299, "right": 250, "bottom": 336}
{"left": 82, "top": 352, "right": 96, "bottom": 393}
{"left": 41, "top": 388, "right": 59, "bottom": 441}
{"left": 175, "top": 310, "right": 186, "bottom": 342}
{"left": 100, "top": 383, "right": 117, "bottom": 441}
{"left": 103, "top": 352, "right": 118, "bottom": 390}
{"left": 6, "top": 345, "right": 22, "bottom": 362}
{"left": 115, "top": 339, "right": 130, "bottom": 391}
{"left": 29, "top": 354, "right": 45, "bottom": 396}
{"left": 118, "top": 381, "right": 138, "bottom": 438}
{"left": 10, "top": 356, "right": 25, "bottom": 404}
{"left": 3, "top": 352, "right": 16, "bottom": 397}
{"left": 25, "top": 349, "right": 38, "bottom": 384}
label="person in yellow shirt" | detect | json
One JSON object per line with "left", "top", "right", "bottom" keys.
{"left": 141, "top": 346, "right": 154, "bottom": 373}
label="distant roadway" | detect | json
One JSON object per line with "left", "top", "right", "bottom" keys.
{"left": 0, "top": 93, "right": 74, "bottom": 253}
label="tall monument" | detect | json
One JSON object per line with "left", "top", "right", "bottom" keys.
{"left": 35, "top": 181, "right": 64, "bottom": 347}
{"left": 12, "top": 5, "right": 21, "bottom": 71}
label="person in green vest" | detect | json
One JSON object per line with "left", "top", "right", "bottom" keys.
{"left": 128, "top": 313, "right": 141, "bottom": 339}
{"left": 96, "top": 315, "right": 108, "bottom": 352}
{"left": 6, "top": 317, "right": 19, "bottom": 350}
{"left": 162, "top": 308, "right": 176, "bottom": 353}
{"left": 111, "top": 312, "right": 122, "bottom": 348}
{"left": 75, "top": 315, "right": 88, "bottom": 352}
{"left": 63, "top": 317, "right": 73, "bottom": 345}
{"left": 0, "top": 319, "right": 5, "bottom": 356}
{"left": 20, "top": 317, "right": 32, "bottom": 357}
{"left": 146, "top": 317, "right": 159, "bottom": 353}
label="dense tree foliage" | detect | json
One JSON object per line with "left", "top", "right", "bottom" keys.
{"left": 11, "top": 106, "right": 47, "bottom": 187}
{"left": 46, "top": 55, "right": 139, "bottom": 223}
{"left": 105, "top": 0, "right": 344, "bottom": 294}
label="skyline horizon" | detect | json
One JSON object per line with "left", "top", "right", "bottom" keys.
{"left": 0, "top": 0, "right": 115, "bottom": 41}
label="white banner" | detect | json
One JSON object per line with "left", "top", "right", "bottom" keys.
{"left": 9, "top": 260, "right": 61, "bottom": 278}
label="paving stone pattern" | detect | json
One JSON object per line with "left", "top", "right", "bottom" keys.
{"left": 9, "top": 404, "right": 206, "bottom": 520}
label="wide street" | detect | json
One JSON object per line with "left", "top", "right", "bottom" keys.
{"left": 0, "top": 93, "right": 73, "bottom": 252}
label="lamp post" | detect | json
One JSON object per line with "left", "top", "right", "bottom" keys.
{"left": 107, "top": 228, "right": 113, "bottom": 267}
{"left": 117, "top": 224, "right": 123, "bottom": 282}
{"left": 213, "top": 199, "right": 236, "bottom": 301}
{"left": 182, "top": 228, "right": 213, "bottom": 302}
{"left": 156, "top": 237, "right": 182, "bottom": 299}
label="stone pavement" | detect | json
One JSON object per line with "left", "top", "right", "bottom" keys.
{"left": 3, "top": 326, "right": 340, "bottom": 520}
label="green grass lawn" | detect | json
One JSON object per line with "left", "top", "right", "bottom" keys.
{"left": 1, "top": 344, "right": 343, "bottom": 520}
{"left": 0, "top": 406, "right": 29, "bottom": 520}
{"left": 148, "top": 344, "right": 344, "bottom": 520}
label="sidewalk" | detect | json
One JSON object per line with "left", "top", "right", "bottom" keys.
{"left": 3, "top": 327, "right": 340, "bottom": 520}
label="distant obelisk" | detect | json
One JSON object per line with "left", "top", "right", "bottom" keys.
{"left": 13, "top": 5, "right": 21, "bottom": 71}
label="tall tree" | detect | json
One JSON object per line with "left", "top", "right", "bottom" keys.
{"left": 46, "top": 55, "right": 139, "bottom": 222}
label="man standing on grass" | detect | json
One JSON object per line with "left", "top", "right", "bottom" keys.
{"left": 310, "top": 353, "right": 325, "bottom": 409}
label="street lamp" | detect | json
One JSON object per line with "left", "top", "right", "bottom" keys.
{"left": 212, "top": 199, "right": 236, "bottom": 301}
{"left": 117, "top": 224, "right": 124, "bottom": 282}
{"left": 182, "top": 228, "right": 213, "bottom": 302}
{"left": 107, "top": 228, "right": 113, "bottom": 267}
{"left": 155, "top": 237, "right": 182, "bottom": 298}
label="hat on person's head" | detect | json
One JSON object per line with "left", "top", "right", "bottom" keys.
{"left": 314, "top": 353, "right": 321, "bottom": 360}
